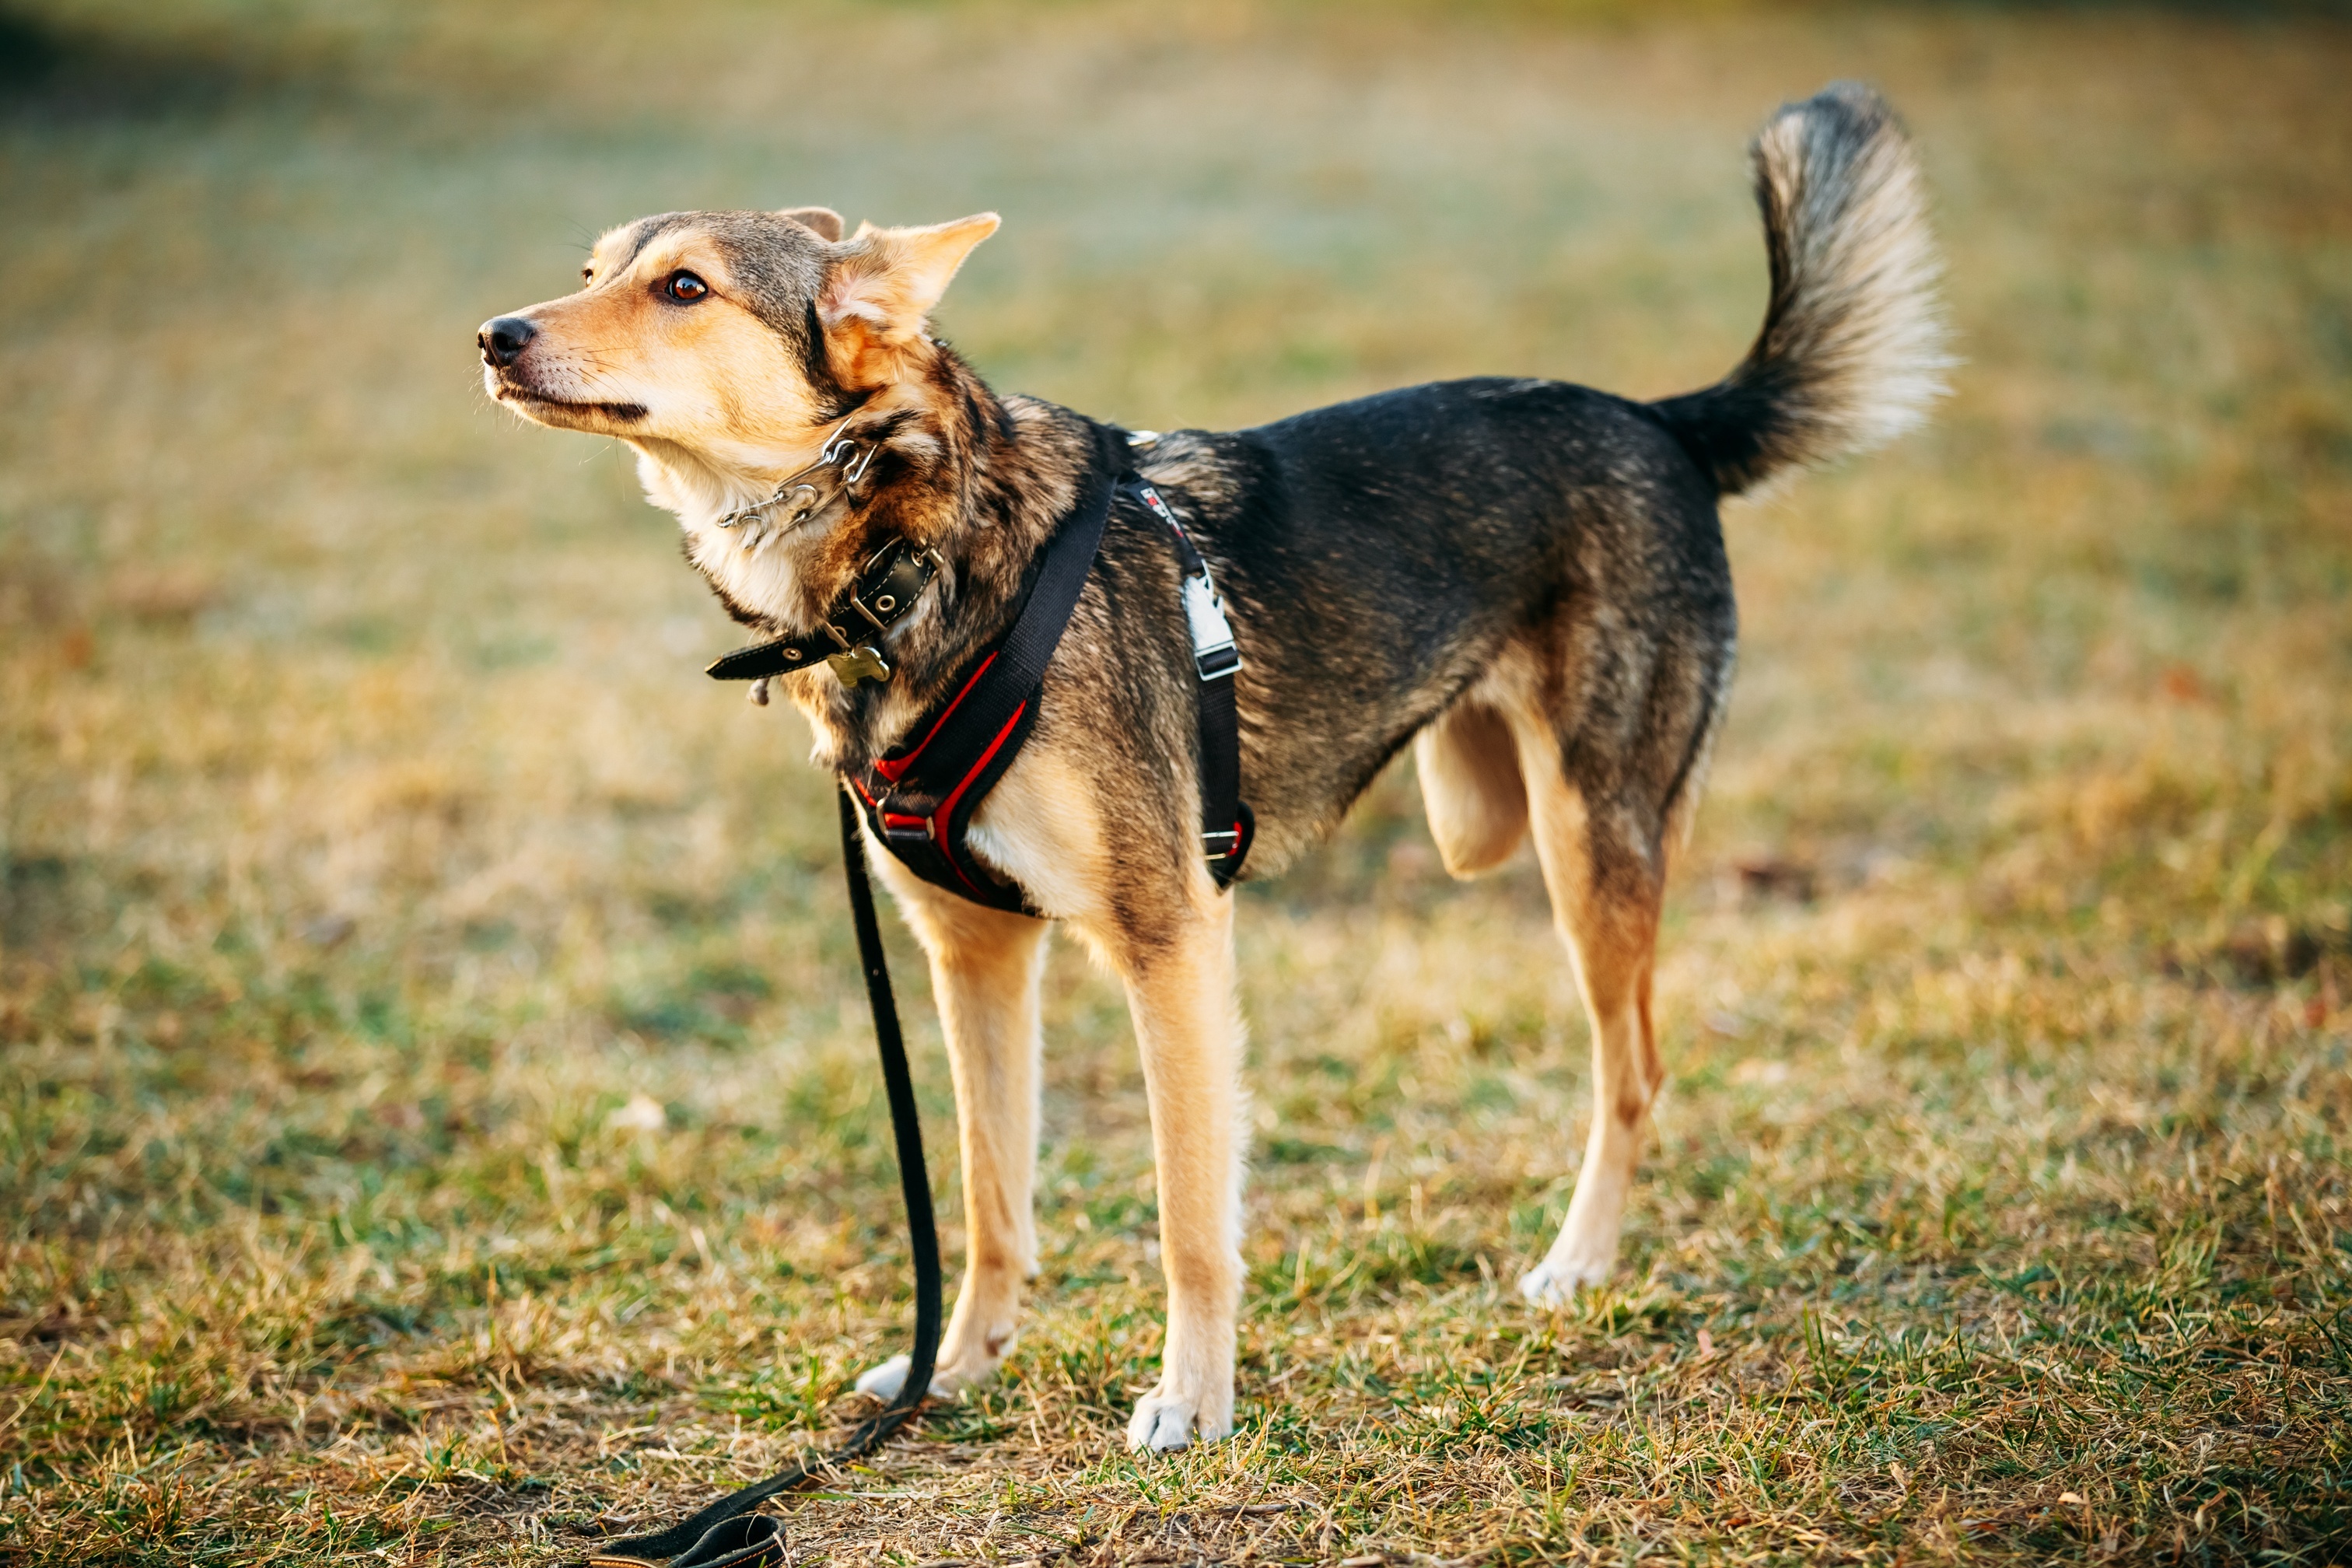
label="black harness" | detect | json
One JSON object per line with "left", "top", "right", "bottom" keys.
{"left": 709, "top": 439, "right": 1254, "bottom": 904}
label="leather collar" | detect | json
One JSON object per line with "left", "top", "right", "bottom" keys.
{"left": 705, "top": 536, "right": 943, "bottom": 688}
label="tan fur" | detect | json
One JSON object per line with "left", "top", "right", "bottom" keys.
{"left": 1472, "top": 654, "right": 1669, "bottom": 1302}
{"left": 957, "top": 746, "right": 1116, "bottom": 922}
{"left": 531, "top": 231, "right": 829, "bottom": 452}
{"left": 1511, "top": 747, "right": 1663, "bottom": 1300}
{"left": 859, "top": 759, "right": 1246, "bottom": 1444}
{"left": 819, "top": 215, "right": 999, "bottom": 389}
{"left": 1413, "top": 698, "right": 1528, "bottom": 877}
{"left": 490, "top": 215, "right": 999, "bottom": 560}
{"left": 859, "top": 857, "right": 1048, "bottom": 1398}
{"left": 1108, "top": 889, "right": 1245, "bottom": 1450}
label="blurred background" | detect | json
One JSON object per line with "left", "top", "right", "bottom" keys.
{"left": 2, "top": 2, "right": 2347, "bottom": 1563}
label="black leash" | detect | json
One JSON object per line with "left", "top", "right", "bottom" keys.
{"left": 586, "top": 789, "right": 941, "bottom": 1568}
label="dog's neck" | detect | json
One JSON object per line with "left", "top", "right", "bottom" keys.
{"left": 629, "top": 380, "right": 926, "bottom": 629}
{"left": 626, "top": 345, "right": 1103, "bottom": 765}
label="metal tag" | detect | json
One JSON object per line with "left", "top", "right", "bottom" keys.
{"left": 828, "top": 645, "right": 893, "bottom": 686}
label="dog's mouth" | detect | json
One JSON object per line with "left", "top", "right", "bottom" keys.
{"left": 492, "top": 376, "right": 648, "bottom": 425}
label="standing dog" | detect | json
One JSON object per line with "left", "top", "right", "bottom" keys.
{"left": 479, "top": 83, "right": 1944, "bottom": 1451}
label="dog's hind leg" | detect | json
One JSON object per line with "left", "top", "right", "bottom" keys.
{"left": 854, "top": 873, "right": 1050, "bottom": 1401}
{"left": 1415, "top": 697, "right": 1529, "bottom": 878}
{"left": 1510, "top": 727, "right": 1668, "bottom": 1304}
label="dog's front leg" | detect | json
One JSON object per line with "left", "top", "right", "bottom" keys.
{"left": 1108, "top": 894, "right": 1245, "bottom": 1451}
{"left": 855, "top": 866, "right": 1049, "bottom": 1402}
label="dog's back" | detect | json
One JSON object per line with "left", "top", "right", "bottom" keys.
{"left": 1131, "top": 379, "right": 1724, "bottom": 870}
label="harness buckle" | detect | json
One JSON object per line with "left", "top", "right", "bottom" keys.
{"left": 1181, "top": 574, "right": 1240, "bottom": 681}
{"left": 879, "top": 810, "right": 934, "bottom": 845}
{"left": 1137, "top": 482, "right": 1242, "bottom": 681}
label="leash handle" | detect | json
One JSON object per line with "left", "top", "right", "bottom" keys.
{"left": 585, "top": 792, "right": 941, "bottom": 1566}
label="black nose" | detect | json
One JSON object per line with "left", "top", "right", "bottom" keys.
{"left": 478, "top": 316, "right": 537, "bottom": 368}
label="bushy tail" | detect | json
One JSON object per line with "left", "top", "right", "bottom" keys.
{"left": 1652, "top": 82, "right": 1951, "bottom": 497}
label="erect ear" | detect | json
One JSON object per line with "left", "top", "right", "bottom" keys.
{"left": 777, "top": 205, "right": 845, "bottom": 242}
{"left": 817, "top": 213, "right": 999, "bottom": 383}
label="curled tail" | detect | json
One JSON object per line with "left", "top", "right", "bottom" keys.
{"left": 1652, "top": 82, "right": 1951, "bottom": 497}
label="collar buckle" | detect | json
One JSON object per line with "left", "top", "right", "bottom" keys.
{"left": 706, "top": 541, "right": 942, "bottom": 688}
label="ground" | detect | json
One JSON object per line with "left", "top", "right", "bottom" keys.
{"left": 2, "top": 2, "right": 2349, "bottom": 1563}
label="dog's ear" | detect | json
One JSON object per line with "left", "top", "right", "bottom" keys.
{"left": 777, "top": 205, "right": 845, "bottom": 242}
{"left": 817, "top": 213, "right": 999, "bottom": 387}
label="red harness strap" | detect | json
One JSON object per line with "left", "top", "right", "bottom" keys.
{"left": 850, "top": 649, "right": 1041, "bottom": 910}
{"left": 845, "top": 450, "right": 1121, "bottom": 912}
{"left": 849, "top": 467, "right": 1254, "bottom": 912}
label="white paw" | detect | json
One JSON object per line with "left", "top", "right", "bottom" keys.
{"left": 1125, "top": 1387, "right": 1232, "bottom": 1452}
{"left": 1517, "top": 1253, "right": 1612, "bottom": 1305}
{"left": 854, "top": 1354, "right": 916, "bottom": 1401}
{"left": 852, "top": 1354, "right": 985, "bottom": 1402}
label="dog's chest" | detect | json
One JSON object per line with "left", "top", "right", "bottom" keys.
{"left": 683, "top": 517, "right": 813, "bottom": 625}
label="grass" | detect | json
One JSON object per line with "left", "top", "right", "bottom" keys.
{"left": 2, "top": 0, "right": 2349, "bottom": 1562}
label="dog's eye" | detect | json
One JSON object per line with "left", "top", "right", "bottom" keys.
{"left": 580, "top": 266, "right": 593, "bottom": 284}
{"left": 666, "top": 271, "right": 710, "bottom": 303}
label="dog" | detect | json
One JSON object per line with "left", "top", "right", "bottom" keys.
{"left": 479, "top": 81, "right": 1945, "bottom": 1453}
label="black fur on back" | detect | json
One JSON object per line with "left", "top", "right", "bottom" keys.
{"left": 1130, "top": 376, "right": 1734, "bottom": 877}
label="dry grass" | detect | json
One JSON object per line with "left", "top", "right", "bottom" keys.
{"left": 3, "top": 2, "right": 2350, "bottom": 1563}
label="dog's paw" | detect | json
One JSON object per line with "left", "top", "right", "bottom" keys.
{"left": 852, "top": 1354, "right": 989, "bottom": 1402}
{"left": 1517, "top": 1254, "right": 1612, "bottom": 1306}
{"left": 853, "top": 1354, "right": 920, "bottom": 1402}
{"left": 1125, "top": 1386, "right": 1233, "bottom": 1452}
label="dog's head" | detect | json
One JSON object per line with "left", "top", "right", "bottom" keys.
{"left": 478, "top": 205, "right": 999, "bottom": 474}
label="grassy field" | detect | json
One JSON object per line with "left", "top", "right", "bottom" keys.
{"left": 3, "top": 2, "right": 2350, "bottom": 1563}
